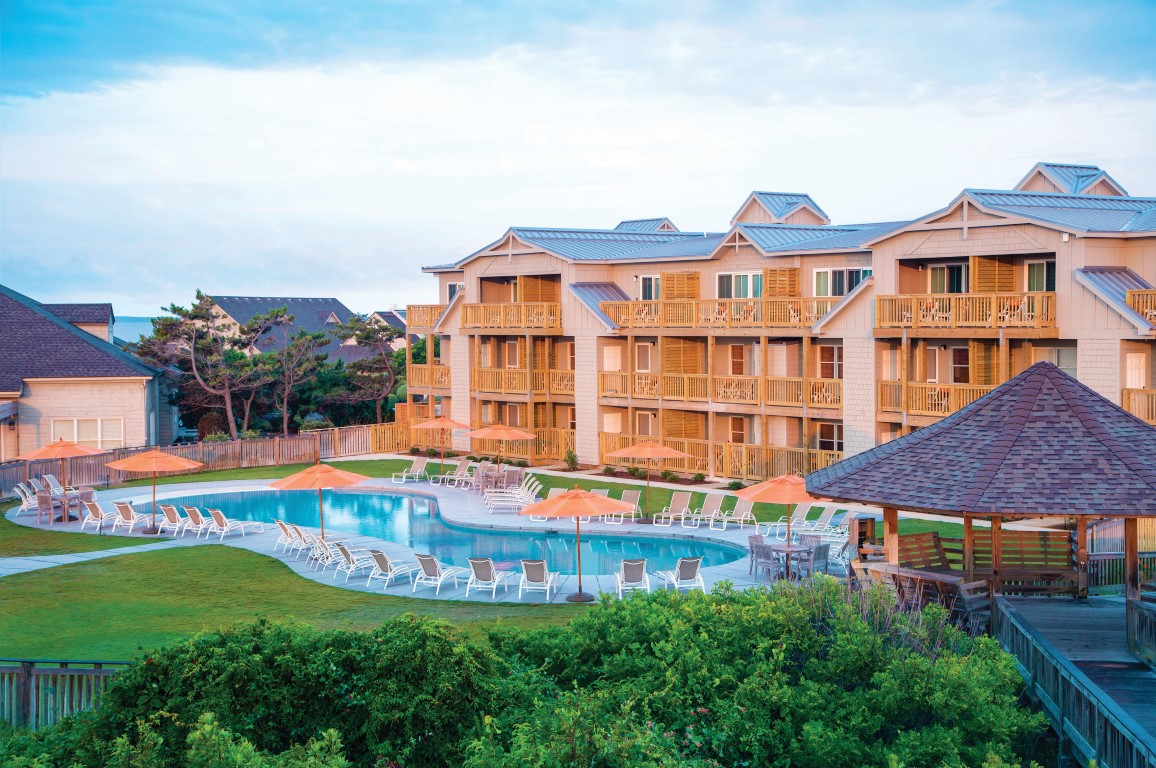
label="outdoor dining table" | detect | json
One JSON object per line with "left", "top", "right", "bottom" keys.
{"left": 767, "top": 542, "right": 812, "bottom": 581}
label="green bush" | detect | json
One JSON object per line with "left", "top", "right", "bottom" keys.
{"left": 408, "top": 446, "right": 422, "bottom": 455}
{"left": 425, "top": 448, "right": 439, "bottom": 458}
{"left": 659, "top": 469, "right": 678, "bottom": 483}
{"left": 601, "top": 465, "right": 617, "bottom": 476}
{"left": 627, "top": 466, "right": 645, "bottom": 479}
{"left": 444, "top": 451, "right": 458, "bottom": 459}
{"left": 692, "top": 472, "right": 706, "bottom": 483}
{"left": 727, "top": 479, "right": 744, "bottom": 491}
{"left": 515, "top": 460, "right": 529, "bottom": 468}
{"left": 202, "top": 432, "right": 231, "bottom": 443}
{"left": 196, "top": 412, "right": 227, "bottom": 439}
{"left": 563, "top": 449, "right": 579, "bottom": 472}
{"left": 239, "top": 429, "right": 262, "bottom": 440}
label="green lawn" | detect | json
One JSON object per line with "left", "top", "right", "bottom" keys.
{"left": 117, "top": 458, "right": 422, "bottom": 488}
{"left": 0, "top": 505, "right": 156, "bottom": 557}
{"left": 0, "top": 546, "right": 579, "bottom": 660}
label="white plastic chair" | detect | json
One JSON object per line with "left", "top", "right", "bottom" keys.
{"left": 657, "top": 557, "right": 705, "bottom": 593}
{"left": 614, "top": 558, "right": 650, "bottom": 599}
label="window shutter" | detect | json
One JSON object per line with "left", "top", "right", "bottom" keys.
{"left": 661, "top": 271, "right": 700, "bottom": 299}
{"left": 969, "top": 256, "right": 1015, "bottom": 293}
{"left": 762, "top": 268, "right": 800, "bottom": 297}
{"left": 968, "top": 339, "right": 996, "bottom": 385}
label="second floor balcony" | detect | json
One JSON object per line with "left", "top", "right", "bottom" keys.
{"left": 406, "top": 304, "right": 447, "bottom": 331}
{"left": 598, "top": 297, "right": 840, "bottom": 331}
{"left": 875, "top": 292, "right": 1056, "bottom": 330}
{"left": 473, "top": 367, "right": 575, "bottom": 396}
{"left": 878, "top": 380, "right": 997, "bottom": 417}
{"left": 462, "top": 302, "right": 560, "bottom": 331}
{"left": 407, "top": 364, "right": 451, "bottom": 389}
{"left": 598, "top": 372, "right": 843, "bottom": 408}
{"left": 1126, "top": 290, "right": 1156, "bottom": 324}
{"left": 1123, "top": 388, "right": 1156, "bottom": 425}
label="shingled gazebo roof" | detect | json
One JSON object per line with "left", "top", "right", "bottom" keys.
{"left": 807, "top": 362, "right": 1156, "bottom": 517}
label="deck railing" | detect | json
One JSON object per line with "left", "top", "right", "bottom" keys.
{"left": 473, "top": 368, "right": 535, "bottom": 394}
{"left": 1128, "top": 600, "right": 1156, "bottom": 668}
{"left": 1126, "top": 289, "right": 1156, "bottom": 323}
{"left": 1123, "top": 388, "right": 1156, "bottom": 425}
{"left": 1, "top": 658, "right": 131, "bottom": 730}
{"left": 906, "top": 382, "right": 997, "bottom": 416}
{"left": 407, "top": 364, "right": 451, "bottom": 389}
{"left": 405, "top": 304, "right": 447, "bottom": 330}
{"left": 713, "top": 375, "right": 761, "bottom": 404}
{"left": 765, "top": 377, "right": 805, "bottom": 406}
{"left": 598, "top": 298, "right": 840, "bottom": 330}
{"left": 548, "top": 370, "right": 575, "bottom": 395}
{"left": 461, "top": 302, "right": 560, "bottom": 330}
{"left": 598, "top": 433, "right": 841, "bottom": 479}
{"left": 878, "top": 380, "right": 903, "bottom": 412}
{"left": 595, "top": 372, "right": 841, "bottom": 409}
{"left": 808, "top": 379, "right": 843, "bottom": 408}
{"left": 470, "top": 428, "right": 575, "bottom": 463}
{"left": 992, "top": 599, "right": 1156, "bottom": 768}
{"left": 661, "top": 374, "right": 710, "bottom": 401}
{"left": 876, "top": 292, "right": 1056, "bottom": 329}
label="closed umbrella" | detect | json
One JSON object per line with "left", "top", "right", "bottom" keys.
{"left": 410, "top": 416, "right": 471, "bottom": 471}
{"left": 106, "top": 449, "right": 204, "bottom": 535}
{"left": 268, "top": 461, "right": 371, "bottom": 541}
{"left": 734, "top": 474, "right": 819, "bottom": 543}
{"left": 518, "top": 486, "right": 635, "bottom": 602}
{"left": 606, "top": 441, "right": 692, "bottom": 518}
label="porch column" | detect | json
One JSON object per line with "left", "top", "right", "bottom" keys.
{"left": 1076, "top": 516, "right": 1089, "bottom": 600}
{"left": 1124, "top": 517, "right": 1140, "bottom": 601}
{"left": 883, "top": 506, "right": 899, "bottom": 565}
{"left": 963, "top": 517, "right": 975, "bottom": 582}
{"left": 991, "top": 516, "right": 1003, "bottom": 594}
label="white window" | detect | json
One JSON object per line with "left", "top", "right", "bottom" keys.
{"left": 635, "top": 343, "right": 653, "bottom": 373}
{"left": 1033, "top": 347, "right": 1077, "bottom": 378}
{"left": 817, "top": 423, "right": 844, "bottom": 452}
{"left": 1026, "top": 261, "right": 1056, "bottom": 292}
{"left": 636, "top": 411, "right": 656, "bottom": 437}
{"left": 52, "top": 418, "right": 124, "bottom": 449}
{"left": 951, "top": 348, "right": 970, "bottom": 384}
{"left": 814, "top": 268, "right": 872, "bottom": 297}
{"left": 504, "top": 340, "right": 520, "bottom": 369}
{"left": 603, "top": 412, "right": 623, "bottom": 433}
{"left": 447, "top": 282, "right": 465, "bottom": 302}
{"left": 640, "top": 275, "right": 661, "bottom": 301}
{"left": 930, "top": 264, "right": 967, "bottom": 294}
{"left": 602, "top": 345, "right": 623, "bottom": 372}
{"left": 819, "top": 345, "right": 843, "bottom": 379}
{"left": 717, "top": 272, "right": 763, "bottom": 299}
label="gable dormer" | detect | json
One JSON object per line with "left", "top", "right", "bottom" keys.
{"left": 324, "top": 312, "right": 340, "bottom": 324}
{"left": 614, "top": 217, "right": 679, "bottom": 232}
{"left": 730, "top": 191, "right": 831, "bottom": 226}
{"left": 1014, "top": 162, "right": 1128, "bottom": 196}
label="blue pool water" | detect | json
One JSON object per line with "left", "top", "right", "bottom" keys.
{"left": 141, "top": 490, "right": 744, "bottom": 575}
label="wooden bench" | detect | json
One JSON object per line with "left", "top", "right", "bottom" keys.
{"left": 902, "top": 530, "right": 1078, "bottom": 595}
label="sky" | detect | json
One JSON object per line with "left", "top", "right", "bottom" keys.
{"left": 2, "top": 0, "right": 1155, "bottom": 316}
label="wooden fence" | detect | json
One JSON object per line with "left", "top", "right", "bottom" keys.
{"left": 1128, "top": 599, "right": 1156, "bottom": 668}
{"left": 992, "top": 600, "right": 1156, "bottom": 768}
{"left": 1, "top": 659, "right": 130, "bottom": 731}
{"left": 1, "top": 424, "right": 417, "bottom": 498}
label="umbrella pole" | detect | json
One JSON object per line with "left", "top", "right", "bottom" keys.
{"left": 645, "top": 458, "right": 652, "bottom": 520}
{"left": 566, "top": 516, "right": 594, "bottom": 603}
{"left": 143, "top": 471, "right": 160, "bottom": 535}
{"left": 318, "top": 488, "right": 325, "bottom": 541}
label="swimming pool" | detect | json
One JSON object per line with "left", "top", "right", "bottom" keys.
{"left": 139, "top": 489, "right": 745, "bottom": 575}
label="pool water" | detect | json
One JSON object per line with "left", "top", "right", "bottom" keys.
{"left": 140, "top": 489, "right": 744, "bottom": 576}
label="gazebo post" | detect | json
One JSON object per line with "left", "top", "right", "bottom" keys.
{"left": 963, "top": 517, "right": 975, "bottom": 582}
{"left": 883, "top": 506, "right": 899, "bottom": 565}
{"left": 990, "top": 516, "right": 1003, "bottom": 595}
{"left": 1075, "top": 516, "right": 1089, "bottom": 600}
{"left": 1124, "top": 517, "right": 1139, "bottom": 601}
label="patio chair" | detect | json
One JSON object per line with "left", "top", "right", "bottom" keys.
{"left": 332, "top": 541, "right": 375, "bottom": 582}
{"left": 27, "top": 478, "right": 49, "bottom": 495}
{"left": 412, "top": 553, "right": 468, "bottom": 595}
{"left": 747, "top": 534, "right": 765, "bottom": 574}
{"left": 750, "top": 542, "right": 786, "bottom": 581}
{"left": 306, "top": 536, "right": 342, "bottom": 572}
{"left": 720, "top": 499, "right": 755, "bottom": 530}
{"left": 615, "top": 558, "right": 650, "bottom": 598}
{"left": 182, "top": 507, "right": 212, "bottom": 538}
{"left": 466, "top": 557, "right": 515, "bottom": 599}
{"left": 112, "top": 502, "right": 149, "bottom": 533}
{"left": 592, "top": 489, "right": 610, "bottom": 497}
{"left": 955, "top": 580, "right": 992, "bottom": 636}
{"left": 610, "top": 489, "right": 643, "bottom": 524}
{"left": 157, "top": 505, "right": 188, "bottom": 536}
{"left": 35, "top": 491, "right": 59, "bottom": 525}
{"left": 759, "top": 502, "right": 813, "bottom": 540}
{"left": 800, "top": 505, "right": 841, "bottom": 534}
{"left": 431, "top": 461, "right": 471, "bottom": 487}
{"left": 656, "top": 491, "right": 692, "bottom": 527}
{"left": 42, "top": 474, "right": 77, "bottom": 498}
{"left": 205, "top": 508, "right": 265, "bottom": 540}
{"left": 657, "top": 556, "right": 706, "bottom": 593}
{"left": 685, "top": 494, "right": 724, "bottom": 530}
{"left": 795, "top": 541, "right": 830, "bottom": 578}
{"left": 272, "top": 520, "right": 295, "bottom": 552}
{"left": 518, "top": 559, "right": 559, "bottom": 599}
{"left": 80, "top": 500, "right": 116, "bottom": 531}
{"left": 366, "top": 550, "right": 413, "bottom": 589}
{"left": 392, "top": 457, "right": 429, "bottom": 484}
{"left": 13, "top": 482, "right": 38, "bottom": 515}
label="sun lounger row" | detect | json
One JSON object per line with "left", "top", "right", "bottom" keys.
{"left": 657, "top": 492, "right": 755, "bottom": 531}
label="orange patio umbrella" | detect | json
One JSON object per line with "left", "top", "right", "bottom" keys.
{"left": 518, "top": 486, "right": 635, "bottom": 603}
{"left": 734, "top": 474, "right": 820, "bottom": 543}
{"left": 106, "top": 449, "right": 204, "bottom": 535}
{"left": 465, "top": 424, "right": 536, "bottom": 468}
{"left": 18, "top": 438, "right": 108, "bottom": 490}
{"left": 410, "top": 416, "right": 472, "bottom": 469}
{"left": 268, "top": 461, "right": 371, "bottom": 541}
{"left": 606, "top": 441, "right": 692, "bottom": 518}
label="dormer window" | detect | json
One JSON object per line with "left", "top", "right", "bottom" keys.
{"left": 324, "top": 312, "right": 340, "bottom": 324}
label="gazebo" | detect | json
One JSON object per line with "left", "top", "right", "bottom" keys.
{"left": 807, "top": 362, "right": 1156, "bottom": 600}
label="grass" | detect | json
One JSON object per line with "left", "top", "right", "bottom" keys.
{"left": 0, "top": 504, "right": 155, "bottom": 557}
{"left": 0, "top": 546, "right": 580, "bottom": 660}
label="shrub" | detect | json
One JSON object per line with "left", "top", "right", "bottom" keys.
{"left": 726, "top": 480, "right": 744, "bottom": 491}
{"left": 627, "top": 466, "right": 645, "bottom": 480}
{"left": 238, "top": 429, "right": 262, "bottom": 440}
{"left": 692, "top": 472, "right": 706, "bottom": 483}
{"left": 515, "top": 460, "right": 529, "bottom": 468}
{"left": 444, "top": 451, "right": 458, "bottom": 458}
{"left": 601, "top": 465, "right": 617, "bottom": 476}
{"left": 409, "top": 446, "right": 422, "bottom": 455}
{"left": 426, "top": 448, "right": 439, "bottom": 458}
{"left": 659, "top": 469, "right": 678, "bottom": 483}
{"left": 202, "top": 432, "right": 230, "bottom": 443}
{"left": 563, "top": 449, "right": 579, "bottom": 472}
{"left": 196, "top": 412, "right": 226, "bottom": 439}
{"left": 466, "top": 455, "right": 479, "bottom": 461}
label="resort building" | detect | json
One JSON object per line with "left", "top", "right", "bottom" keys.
{"left": 404, "top": 162, "right": 1156, "bottom": 479}
{"left": 0, "top": 284, "right": 177, "bottom": 461}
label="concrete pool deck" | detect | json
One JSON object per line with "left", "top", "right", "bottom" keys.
{"left": 3, "top": 477, "right": 791, "bottom": 603}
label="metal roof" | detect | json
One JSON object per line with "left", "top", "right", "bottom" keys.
{"left": 739, "top": 221, "right": 908, "bottom": 253}
{"left": 1073, "top": 267, "right": 1154, "bottom": 333}
{"left": 569, "top": 282, "right": 630, "bottom": 329}
{"left": 614, "top": 218, "right": 678, "bottom": 232}
{"left": 967, "top": 190, "right": 1156, "bottom": 233}
{"left": 751, "top": 192, "right": 829, "bottom": 220}
{"left": 1015, "top": 162, "right": 1129, "bottom": 196}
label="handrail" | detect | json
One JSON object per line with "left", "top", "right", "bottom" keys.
{"left": 0, "top": 658, "right": 131, "bottom": 666}
{"left": 598, "top": 297, "right": 839, "bottom": 330}
{"left": 876, "top": 292, "right": 1056, "bottom": 329}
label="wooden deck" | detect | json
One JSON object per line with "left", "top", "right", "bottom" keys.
{"left": 997, "top": 597, "right": 1156, "bottom": 766}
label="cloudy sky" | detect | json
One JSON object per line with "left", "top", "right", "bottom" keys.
{"left": 2, "top": 0, "right": 1155, "bottom": 316}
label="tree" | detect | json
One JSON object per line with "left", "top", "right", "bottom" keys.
{"left": 263, "top": 322, "right": 329, "bottom": 436}
{"left": 329, "top": 315, "right": 402, "bottom": 424}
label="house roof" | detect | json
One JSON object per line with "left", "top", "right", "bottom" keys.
{"left": 435, "top": 226, "right": 716, "bottom": 269}
{"left": 731, "top": 191, "right": 830, "bottom": 226}
{"left": 209, "top": 295, "right": 379, "bottom": 363}
{"left": 1072, "top": 267, "right": 1155, "bottom": 333}
{"left": 569, "top": 282, "right": 631, "bottom": 330}
{"left": 737, "top": 221, "right": 908, "bottom": 253}
{"left": 371, "top": 309, "right": 407, "bottom": 332}
{"left": 614, "top": 218, "right": 678, "bottom": 232}
{"left": 1014, "top": 162, "right": 1129, "bottom": 196}
{"left": 0, "top": 284, "right": 157, "bottom": 391}
{"left": 807, "top": 362, "right": 1156, "bottom": 517}
{"left": 966, "top": 189, "right": 1156, "bottom": 233}
{"left": 42, "top": 303, "right": 114, "bottom": 325}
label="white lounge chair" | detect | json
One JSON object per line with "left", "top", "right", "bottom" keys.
{"left": 604, "top": 489, "right": 642, "bottom": 525}
{"left": 366, "top": 550, "right": 413, "bottom": 589}
{"left": 655, "top": 492, "right": 691, "bottom": 527}
{"left": 182, "top": 507, "right": 212, "bottom": 538}
{"left": 206, "top": 508, "right": 265, "bottom": 540}
{"left": 518, "top": 559, "right": 558, "bottom": 599}
{"left": 614, "top": 558, "right": 650, "bottom": 599}
{"left": 42, "top": 474, "right": 78, "bottom": 499}
{"left": 430, "top": 461, "right": 471, "bottom": 487}
{"left": 157, "top": 505, "right": 188, "bottom": 536}
{"left": 412, "top": 554, "right": 467, "bottom": 595}
{"left": 13, "top": 483, "right": 37, "bottom": 515}
{"left": 80, "top": 500, "right": 116, "bottom": 531}
{"left": 759, "top": 502, "right": 813, "bottom": 540}
{"left": 112, "top": 502, "right": 149, "bottom": 533}
{"left": 684, "top": 494, "right": 723, "bottom": 529}
{"left": 657, "top": 556, "right": 706, "bottom": 593}
{"left": 392, "top": 457, "right": 429, "bottom": 484}
{"left": 272, "top": 520, "right": 299, "bottom": 552}
{"left": 720, "top": 499, "right": 756, "bottom": 531}
{"left": 466, "top": 557, "right": 514, "bottom": 599}
{"left": 333, "top": 541, "right": 375, "bottom": 582}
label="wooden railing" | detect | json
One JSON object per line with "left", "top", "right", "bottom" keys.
{"left": 598, "top": 298, "right": 840, "bottom": 330}
{"left": 876, "top": 292, "right": 1056, "bottom": 329}
{"left": 765, "top": 377, "right": 804, "bottom": 406}
{"left": 548, "top": 370, "right": 575, "bottom": 395}
{"left": 713, "top": 375, "right": 761, "bottom": 404}
{"left": 878, "top": 380, "right": 903, "bottom": 412}
{"left": 662, "top": 374, "right": 709, "bottom": 401}
{"left": 993, "top": 599, "right": 1156, "bottom": 768}
{"left": 461, "top": 302, "right": 560, "bottom": 330}
{"left": 1128, "top": 600, "right": 1156, "bottom": 668}
{"left": 595, "top": 372, "right": 841, "bottom": 409}
{"left": 407, "top": 364, "right": 451, "bottom": 389}
{"left": 598, "top": 433, "right": 710, "bottom": 474}
{"left": 808, "top": 379, "right": 842, "bottom": 408}
{"left": 470, "top": 428, "right": 575, "bottom": 463}
{"left": 1089, "top": 518, "right": 1156, "bottom": 553}
{"left": 1, "top": 658, "right": 130, "bottom": 730}
{"left": 406, "top": 304, "right": 446, "bottom": 330}
{"left": 1087, "top": 551, "right": 1156, "bottom": 590}
{"left": 598, "top": 433, "right": 841, "bottom": 480}
{"left": 1126, "top": 289, "right": 1156, "bottom": 323}
{"left": 906, "top": 382, "right": 996, "bottom": 416}
{"left": 473, "top": 368, "right": 534, "bottom": 394}
{"left": 1123, "top": 388, "right": 1156, "bottom": 425}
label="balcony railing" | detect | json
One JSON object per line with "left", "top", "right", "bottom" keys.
{"left": 765, "top": 377, "right": 805, "bottom": 406}
{"left": 875, "top": 292, "right": 1056, "bottom": 329}
{"left": 661, "top": 374, "right": 709, "bottom": 401}
{"left": 598, "top": 298, "right": 840, "bottom": 330}
{"left": 713, "top": 375, "right": 761, "bottom": 404}
{"left": 1123, "top": 388, "right": 1156, "bottom": 425}
{"left": 407, "top": 364, "right": 451, "bottom": 389}
{"left": 462, "top": 302, "right": 560, "bottom": 330}
{"left": 598, "top": 433, "right": 842, "bottom": 480}
{"left": 474, "top": 368, "right": 535, "bottom": 394}
{"left": 878, "top": 381, "right": 903, "bottom": 412}
{"left": 808, "top": 379, "right": 842, "bottom": 408}
{"left": 547, "top": 370, "right": 575, "bottom": 395}
{"left": 471, "top": 428, "right": 575, "bottom": 463}
{"left": 877, "top": 381, "right": 996, "bottom": 416}
{"left": 1126, "top": 290, "right": 1156, "bottom": 324}
{"left": 596, "top": 372, "right": 843, "bottom": 408}
{"left": 406, "top": 304, "right": 446, "bottom": 330}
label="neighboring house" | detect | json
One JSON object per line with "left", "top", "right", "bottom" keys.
{"left": 403, "top": 161, "right": 1156, "bottom": 476}
{"left": 370, "top": 308, "right": 417, "bottom": 344}
{"left": 0, "top": 285, "right": 176, "bottom": 462}
{"left": 208, "top": 295, "right": 390, "bottom": 365}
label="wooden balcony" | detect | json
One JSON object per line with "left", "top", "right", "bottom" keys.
{"left": 596, "top": 372, "right": 842, "bottom": 409}
{"left": 877, "top": 381, "right": 996, "bottom": 416}
{"left": 876, "top": 293, "right": 1056, "bottom": 330}
{"left": 471, "top": 427, "right": 575, "bottom": 464}
{"left": 461, "top": 302, "right": 560, "bottom": 330}
{"left": 598, "top": 297, "right": 840, "bottom": 330}
{"left": 713, "top": 375, "right": 761, "bottom": 405}
{"left": 546, "top": 370, "right": 575, "bottom": 396}
{"left": 1126, "top": 290, "right": 1156, "bottom": 324}
{"left": 473, "top": 368, "right": 574, "bottom": 396}
{"left": 1123, "top": 388, "right": 1156, "bottom": 425}
{"left": 598, "top": 433, "right": 842, "bottom": 480}
{"left": 662, "top": 374, "right": 709, "bottom": 401}
{"left": 406, "top": 304, "right": 446, "bottom": 331}
{"left": 407, "top": 364, "right": 451, "bottom": 389}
